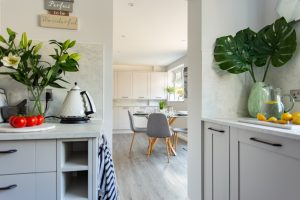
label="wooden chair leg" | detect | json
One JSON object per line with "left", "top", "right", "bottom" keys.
{"left": 168, "top": 139, "right": 177, "bottom": 156}
{"left": 165, "top": 138, "right": 170, "bottom": 163}
{"left": 129, "top": 132, "right": 136, "bottom": 155}
{"left": 150, "top": 138, "right": 158, "bottom": 155}
{"left": 147, "top": 137, "right": 152, "bottom": 160}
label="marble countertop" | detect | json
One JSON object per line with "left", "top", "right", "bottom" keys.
{"left": 0, "top": 120, "right": 102, "bottom": 141}
{"left": 202, "top": 118, "right": 300, "bottom": 141}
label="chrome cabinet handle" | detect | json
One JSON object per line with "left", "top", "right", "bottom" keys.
{"left": 0, "top": 184, "right": 17, "bottom": 190}
{"left": 208, "top": 127, "right": 225, "bottom": 133}
{"left": 0, "top": 149, "right": 17, "bottom": 154}
{"left": 250, "top": 137, "right": 282, "bottom": 147}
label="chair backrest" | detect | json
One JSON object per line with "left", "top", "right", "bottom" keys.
{"left": 147, "top": 113, "right": 172, "bottom": 138}
{"left": 128, "top": 110, "right": 136, "bottom": 132}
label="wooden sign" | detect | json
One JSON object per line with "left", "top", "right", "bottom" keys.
{"left": 45, "top": 0, "right": 73, "bottom": 12}
{"left": 49, "top": 10, "right": 69, "bottom": 16}
{"left": 40, "top": 14, "right": 78, "bottom": 30}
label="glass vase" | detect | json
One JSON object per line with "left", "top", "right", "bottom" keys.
{"left": 248, "top": 82, "right": 271, "bottom": 118}
{"left": 28, "top": 86, "right": 45, "bottom": 115}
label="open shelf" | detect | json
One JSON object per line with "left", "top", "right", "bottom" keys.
{"left": 63, "top": 171, "right": 88, "bottom": 200}
{"left": 62, "top": 141, "right": 88, "bottom": 172}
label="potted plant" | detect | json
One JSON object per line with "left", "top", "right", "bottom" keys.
{"left": 166, "top": 86, "right": 175, "bottom": 101}
{"left": 214, "top": 17, "right": 297, "bottom": 117}
{"left": 159, "top": 100, "right": 167, "bottom": 112}
{"left": 0, "top": 28, "right": 80, "bottom": 115}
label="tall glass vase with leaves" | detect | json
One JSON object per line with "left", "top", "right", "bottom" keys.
{"left": 0, "top": 28, "right": 80, "bottom": 115}
{"left": 213, "top": 17, "right": 297, "bottom": 117}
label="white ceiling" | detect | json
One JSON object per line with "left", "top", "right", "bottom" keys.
{"left": 113, "top": 0, "right": 187, "bottom": 67}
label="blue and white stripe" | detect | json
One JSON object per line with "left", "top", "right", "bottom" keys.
{"left": 98, "top": 135, "right": 118, "bottom": 200}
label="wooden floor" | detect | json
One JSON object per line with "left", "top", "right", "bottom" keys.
{"left": 113, "top": 133, "right": 188, "bottom": 200}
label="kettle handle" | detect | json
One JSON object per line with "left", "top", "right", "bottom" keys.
{"left": 282, "top": 94, "right": 295, "bottom": 113}
{"left": 80, "top": 91, "right": 96, "bottom": 115}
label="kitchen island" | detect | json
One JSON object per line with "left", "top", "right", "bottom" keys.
{"left": 0, "top": 120, "right": 102, "bottom": 200}
{"left": 202, "top": 118, "right": 300, "bottom": 200}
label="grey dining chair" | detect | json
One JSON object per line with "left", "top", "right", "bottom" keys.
{"left": 172, "top": 127, "right": 188, "bottom": 150}
{"left": 146, "top": 113, "right": 174, "bottom": 162}
{"left": 128, "top": 110, "right": 147, "bottom": 155}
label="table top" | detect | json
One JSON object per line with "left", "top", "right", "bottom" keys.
{"left": 133, "top": 112, "right": 188, "bottom": 118}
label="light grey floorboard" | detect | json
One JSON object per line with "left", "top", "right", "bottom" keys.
{"left": 113, "top": 133, "right": 188, "bottom": 200}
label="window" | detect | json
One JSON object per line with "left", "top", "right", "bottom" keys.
{"left": 168, "top": 64, "right": 185, "bottom": 101}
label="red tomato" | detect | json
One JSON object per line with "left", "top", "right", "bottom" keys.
{"left": 9, "top": 116, "right": 17, "bottom": 124}
{"left": 26, "top": 116, "right": 37, "bottom": 127}
{"left": 36, "top": 115, "right": 45, "bottom": 125}
{"left": 11, "top": 116, "right": 27, "bottom": 128}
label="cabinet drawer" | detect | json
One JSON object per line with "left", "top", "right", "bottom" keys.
{"left": 0, "top": 173, "right": 35, "bottom": 200}
{"left": 0, "top": 140, "right": 56, "bottom": 175}
{"left": 233, "top": 128, "right": 300, "bottom": 160}
{"left": 0, "top": 141, "right": 35, "bottom": 174}
{"left": 204, "top": 122, "right": 229, "bottom": 135}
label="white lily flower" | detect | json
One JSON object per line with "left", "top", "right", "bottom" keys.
{"left": 1, "top": 53, "right": 21, "bottom": 69}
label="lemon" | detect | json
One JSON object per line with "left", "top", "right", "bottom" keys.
{"left": 292, "top": 112, "right": 300, "bottom": 125}
{"left": 257, "top": 113, "right": 266, "bottom": 121}
{"left": 281, "top": 112, "right": 293, "bottom": 121}
{"left": 267, "top": 116, "right": 277, "bottom": 123}
{"left": 276, "top": 119, "right": 287, "bottom": 124}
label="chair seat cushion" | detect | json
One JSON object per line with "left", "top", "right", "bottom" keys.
{"left": 172, "top": 128, "right": 188, "bottom": 134}
{"left": 135, "top": 127, "right": 147, "bottom": 132}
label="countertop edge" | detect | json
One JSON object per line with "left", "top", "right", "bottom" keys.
{"left": 202, "top": 118, "right": 300, "bottom": 141}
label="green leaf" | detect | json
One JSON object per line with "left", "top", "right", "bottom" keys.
{"left": 69, "top": 53, "right": 80, "bottom": 61}
{"left": 0, "top": 35, "right": 7, "bottom": 44}
{"left": 59, "top": 54, "right": 68, "bottom": 62}
{"left": 7, "top": 28, "right": 16, "bottom": 42}
{"left": 49, "top": 82, "right": 65, "bottom": 88}
{"left": 254, "top": 17, "right": 297, "bottom": 67}
{"left": 62, "top": 40, "right": 70, "bottom": 50}
{"left": 214, "top": 29, "right": 256, "bottom": 75}
{"left": 68, "top": 40, "right": 76, "bottom": 48}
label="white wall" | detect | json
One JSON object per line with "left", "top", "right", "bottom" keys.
{"left": 167, "top": 55, "right": 187, "bottom": 71}
{"left": 188, "top": 0, "right": 278, "bottom": 199}
{"left": 0, "top": 0, "right": 113, "bottom": 144}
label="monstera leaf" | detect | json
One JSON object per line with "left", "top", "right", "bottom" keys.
{"left": 214, "top": 28, "right": 257, "bottom": 74}
{"left": 254, "top": 17, "right": 297, "bottom": 67}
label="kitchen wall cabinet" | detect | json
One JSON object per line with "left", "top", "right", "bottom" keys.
{"left": 116, "top": 71, "right": 133, "bottom": 99}
{"left": 203, "top": 120, "right": 300, "bottom": 200}
{"left": 150, "top": 72, "right": 167, "bottom": 99}
{"left": 204, "top": 122, "right": 230, "bottom": 200}
{"left": 132, "top": 72, "right": 149, "bottom": 99}
{"left": 114, "top": 71, "right": 167, "bottom": 100}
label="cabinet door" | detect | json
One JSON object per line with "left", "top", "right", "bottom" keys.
{"left": 133, "top": 107, "right": 148, "bottom": 128}
{"left": 132, "top": 72, "right": 149, "bottom": 99}
{"left": 204, "top": 122, "right": 230, "bottom": 200}
{"left": 116, "top": 71, "right": 132, "bottom": 99}
{"left": 118, "top": 107, "right": 133, "bottom": 130}
{"left": 150, "top": 72, "right": 167, "bottom": 99}
{"left": 230, "top": 128, "right": 300, "bottom": 200}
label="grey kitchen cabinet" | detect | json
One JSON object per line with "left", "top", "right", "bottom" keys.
{"left": 230, "top": 127, "right": 300, "bottom": 200}
{"left": 203, "top": 122, "right": 230, "bottom": 200}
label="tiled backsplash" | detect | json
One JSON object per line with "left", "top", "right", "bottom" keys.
{"left": 0, "top": 42, "right": 103, "bottom": 120}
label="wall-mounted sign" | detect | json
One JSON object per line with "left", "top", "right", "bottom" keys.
{"left": 40, "top": 14, "right": 78, "bottom": 30}
{"left": 45, "top": 0, "right": 73, "bottom": 12}
{"left": 49, "top": 10, "right": 69, "bottom": 16}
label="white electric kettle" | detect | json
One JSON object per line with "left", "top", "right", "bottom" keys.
{"left": 60, "top": 82, "right": 96, "bottom": 123}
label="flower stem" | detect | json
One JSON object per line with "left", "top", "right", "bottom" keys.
{"left": 249, "top": 64, "right": 256, "bottom": 83}
{"left": 262, "top": 58, "right": 271, "bottom": 82}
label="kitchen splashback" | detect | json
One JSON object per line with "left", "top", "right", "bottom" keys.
{"left": 0, "top": 42, "right": 103, "bottom": 120}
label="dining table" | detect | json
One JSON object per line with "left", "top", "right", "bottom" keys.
{"left": 133, "top": 111, "right": 188, "bottom": 156}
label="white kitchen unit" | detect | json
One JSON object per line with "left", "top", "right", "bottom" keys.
{"left": 113, "top": 107, "right": 133, "bottom": 131}
{"left": 116, "top": 71, "right": 133, "bottom": 99}
{"left": 0, "top": 121, "right": 101, "bottom": 200}
{"left": 132, "top": 72, "right": 150, "bottom": 99}
{"left": 150, "top": 72, "right": 167, "bottom": 100}
{"left": 114, "top": 71, "right": 167, "bottom": 100}
{"left": 202, "top": 119, "right": 300, "bottom": 200}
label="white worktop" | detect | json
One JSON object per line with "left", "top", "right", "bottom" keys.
{"left": 0, "top": 120, "right": 102, "bottom": 140}
{"left": 203, "top": 118, "right": 300, "bottom": 141}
